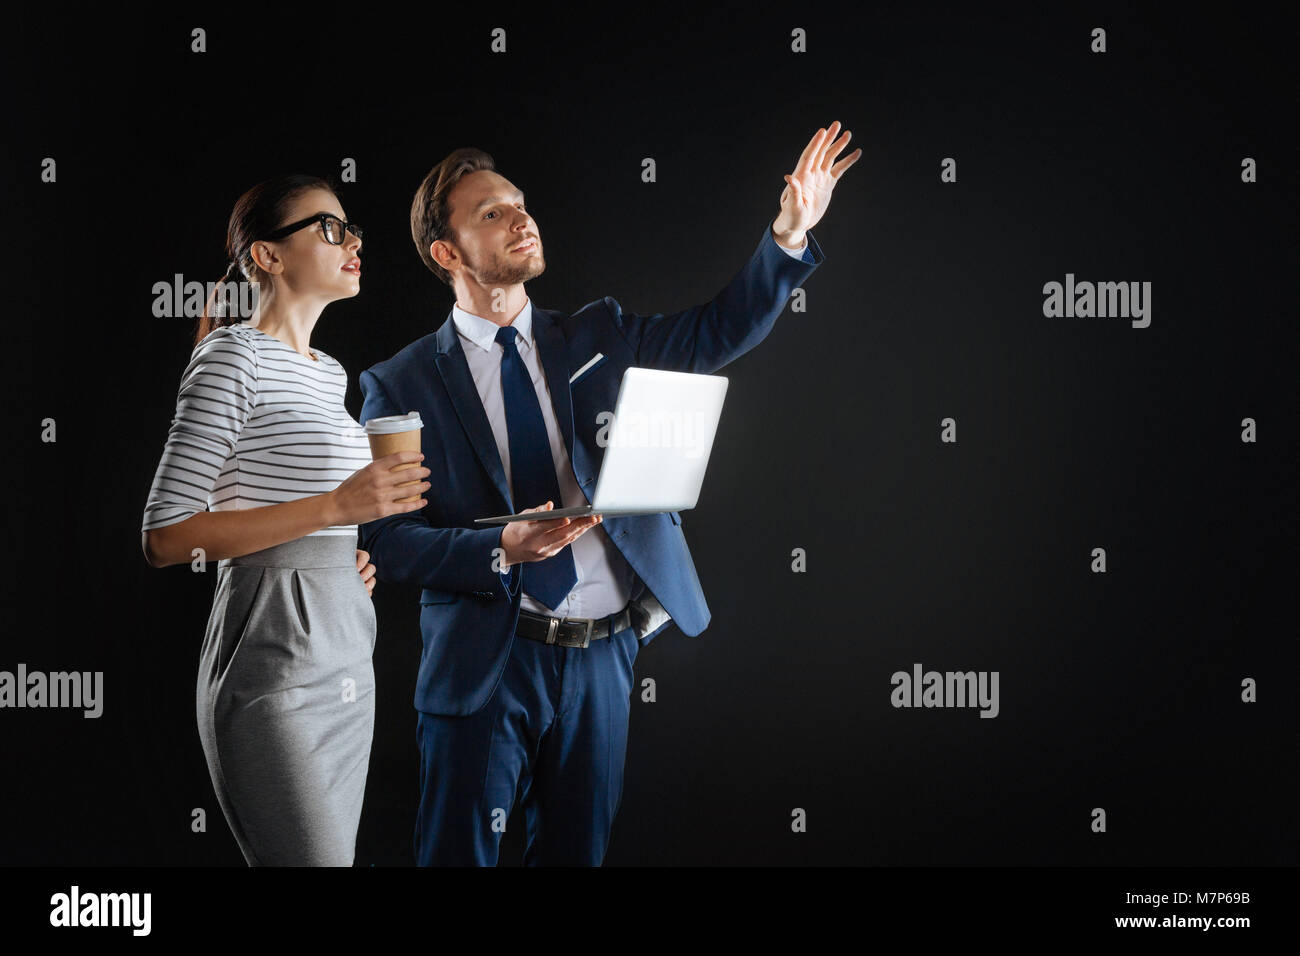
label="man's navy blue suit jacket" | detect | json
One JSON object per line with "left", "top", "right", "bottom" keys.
{"left": 358, "top": 222, "right": 825, "bottom": 716}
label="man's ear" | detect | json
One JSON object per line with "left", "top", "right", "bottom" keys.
{"left": 431, "top": 239, "right": 455, "bottom": 272}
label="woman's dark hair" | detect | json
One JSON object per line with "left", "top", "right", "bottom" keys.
{"left": 194, "top": 173, "right": 336, "bottom": 348}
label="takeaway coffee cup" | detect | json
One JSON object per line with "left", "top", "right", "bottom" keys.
{"left": 363, "top": 412, "right": 424, "bottom": 502}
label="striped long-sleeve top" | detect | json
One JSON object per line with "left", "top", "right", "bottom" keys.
{"left": 142, "top": 322, "right": 371, "bottom": 537}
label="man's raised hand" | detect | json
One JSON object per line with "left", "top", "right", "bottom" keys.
{"left": 773, "top": 120, "right": 862, "bottom": 248}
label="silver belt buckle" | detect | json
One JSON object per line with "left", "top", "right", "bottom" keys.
{"left": 560, "top": 616, "right": 593, "bottom": 648}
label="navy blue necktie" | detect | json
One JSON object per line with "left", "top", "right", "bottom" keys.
{"left": 495, "top": 324, "right": 576, "bottom": 609}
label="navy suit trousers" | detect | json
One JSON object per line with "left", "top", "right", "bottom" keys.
{"left": 414, "top": 616, "right": 640, "bottom": 866}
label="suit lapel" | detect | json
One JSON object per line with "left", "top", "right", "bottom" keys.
{"left": 432, "top": 314, "right": 514, "bottom": 509}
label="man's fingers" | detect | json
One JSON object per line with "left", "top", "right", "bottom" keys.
{"left": 527, "top": 517, "right": 573, "bottom": 539}
{"left": 538, "top": 516, "right": 595, "bottom": 544}
{"left": 809, "top": 120, "right": 840, "bottom": 172}
{"left": 538, "top": 530, "right": 585, "bottom": 558}
{"left": 531, "top": 516, "right": 599, "bottom": 554}
{"left": 794, "top": 126, "right": 827, "bottom": 177}
{"left": 831, "top": 146, "right": 863, "bottom": 179}
{"left": 559, "top": 524, "right": 594, "bottom": 546}
{"left": 557, "top": 518, "right": 600, "bottom": 545}
{"left": 821, "top": 127, "right": 851, "bottom": 172}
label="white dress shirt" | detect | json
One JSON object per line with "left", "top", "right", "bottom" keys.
{"left": 453, "top": 300, "right": 639, "bottom": 619}
{"left": 451, "top": 230, "right": 809, "bottom": 620}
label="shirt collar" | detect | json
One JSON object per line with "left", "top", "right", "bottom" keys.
{"left": 452, "top": 298, "right": 534, "bottom": 353}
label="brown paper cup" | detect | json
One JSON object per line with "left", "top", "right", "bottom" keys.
{"left": 364, "top": 415, "right": 424, "bottom": 503}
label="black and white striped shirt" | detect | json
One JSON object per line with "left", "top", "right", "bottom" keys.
{"left": 142, "top": 323, "right": 371, "bottom": 537}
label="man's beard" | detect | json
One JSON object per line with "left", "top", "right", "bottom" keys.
{"left": 469, "top": 247, "right": 546, "bottom": 287}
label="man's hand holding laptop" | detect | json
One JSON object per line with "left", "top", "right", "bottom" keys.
{"left": 497, "top": 501, "right": 603, "bottom": 570}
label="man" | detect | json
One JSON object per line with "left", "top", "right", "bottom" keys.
{"left": 359, "top": 122, "right": 860, "bottom": 865}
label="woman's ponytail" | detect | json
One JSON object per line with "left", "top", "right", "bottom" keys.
{"left": 194, "top": 254, "right": 247, "bottom": 347}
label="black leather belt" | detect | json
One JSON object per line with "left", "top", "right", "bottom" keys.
{"left": 515, "top": 606, "right": 633, "bottom": 648}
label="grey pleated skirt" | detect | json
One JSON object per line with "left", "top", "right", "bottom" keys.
{"left": 196, "top": 533, "right": 376, "bottom": 866}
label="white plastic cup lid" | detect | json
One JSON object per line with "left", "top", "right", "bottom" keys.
{"left": 363, "top": 411, "right": 423, "bottom": 434}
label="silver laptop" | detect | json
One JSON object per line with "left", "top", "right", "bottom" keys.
{"left": 475, "top": 366, "right": 728, "bottom": 524}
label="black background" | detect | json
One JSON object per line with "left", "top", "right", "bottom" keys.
{"left": 6, "top": 4, "right": 1296, "bottom": 867}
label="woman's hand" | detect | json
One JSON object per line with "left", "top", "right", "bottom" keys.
{"left": 356, "top": 549, "right": 376, "bottom": 597}
{"left": 326, "top": 451, "right": 431, "bottom": 526}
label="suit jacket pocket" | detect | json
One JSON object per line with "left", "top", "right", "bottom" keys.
{"left": 569, "top": 355, "right": 608, "bottom": 388}
{"left": 420, "top": 587, "right": 459, "bottom": 606}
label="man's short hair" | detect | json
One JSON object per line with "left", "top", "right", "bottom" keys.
{"left": 410, "top": 147, "right": 496, "bottom": 287}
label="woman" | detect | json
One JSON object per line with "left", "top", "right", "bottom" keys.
{"left": 141, "top": 174, "right": 431, "bottom": 866}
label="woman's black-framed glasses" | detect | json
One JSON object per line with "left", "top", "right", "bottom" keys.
{"left": 263, "top": 213, "right": 362, "bottom": 245}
